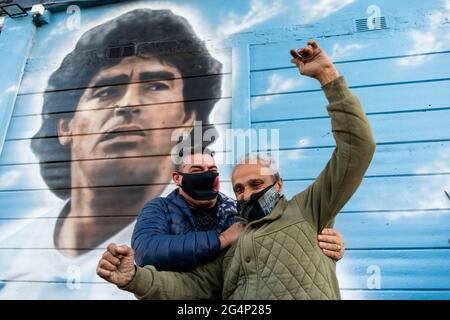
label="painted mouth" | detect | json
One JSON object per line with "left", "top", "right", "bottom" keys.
{"left": 100, "top": 125, "right": 146, "bottom": 143}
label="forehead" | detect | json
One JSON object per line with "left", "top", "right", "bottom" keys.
{"left": 232, "top": 163, "right": 272, "bottom": 185}
{"left": 89, "top": 56, "right": 182, "bottom": 84}
{"left": 182, "top": 153, "right": 216, "bottom": 167}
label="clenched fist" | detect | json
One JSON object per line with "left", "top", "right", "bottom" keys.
{"left": 290, "top": 39, "right": 340, "bottom": 86}
{"left": 96, "top": 243, "right": 136, "bottom": 287}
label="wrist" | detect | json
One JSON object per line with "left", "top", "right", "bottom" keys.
{"left": 118, "top": 264, "right": 137, "bottom": 289}
{"left": 125, "top": 265, "right": 137, "bottom": 287}
{"left": 316, "top": 66, "right": 340, "bottom": 86}
{"left": 219, "top": 234, "right": 228, "bottom": 250}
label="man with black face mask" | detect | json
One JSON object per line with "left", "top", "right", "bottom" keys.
{"left": 130, "top": 147, "right": 242, "bottom": 271}
{"left": 130, "top": 146, "right": 346, "bottom": 271}
{"left": 97, "top": 39, "right": 375, "bottom": 299}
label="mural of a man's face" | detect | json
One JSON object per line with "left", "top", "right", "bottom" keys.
{"left": 57, "top": 56, "right": 196, "bottom": 186}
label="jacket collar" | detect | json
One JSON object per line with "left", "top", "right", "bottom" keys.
{"left": 167, "top": 189, "right": 194, "bottom": 227}
{"left": 247, "top": 195, "right": 288, "bottom": 227}
{"left": 167, "top": 188, "right": 232, "bottom": 228}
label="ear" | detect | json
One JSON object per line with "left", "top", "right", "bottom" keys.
{"left": 182, "top": 110, "right": 197, "bottom": 127}
{"left": 172, "top": 171, "right": 182, "bottom": 187}
{"left": 275, "top": 178, "right": 283, "bottom": 193}
{"left": 58, "top": 118, "right": 73, "bottom": 146}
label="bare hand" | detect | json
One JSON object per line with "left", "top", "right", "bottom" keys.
{"left": 219, "top": 223, "right": 245, "bottom": 249}
{"left": 290, "top": 39, "right": 340, "bottom": 86}
{"left": 318, "top": 228, "right": 345, "bottom": 261}
{"left": 96, "top": 243, "right": 136, "bottom": 287}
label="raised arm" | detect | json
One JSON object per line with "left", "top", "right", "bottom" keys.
{"left": 290, "top": 40, "right": 376, "bottom": 232}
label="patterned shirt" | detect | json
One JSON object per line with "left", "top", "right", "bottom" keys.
{"left": 191, "top": 203, "right": 219, "bottom": 231}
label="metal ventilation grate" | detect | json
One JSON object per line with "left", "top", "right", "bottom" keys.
{"left": 107, "top": 44, "right": 136, "bottom": 58}
{"left": 355, "top": 16, "right": 388, "bottom": 32}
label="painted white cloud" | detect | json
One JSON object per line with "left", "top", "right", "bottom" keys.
{"left": 287, "top": 149, "right": 305, "bottom": 160}
{"left": 296, "top": 137, "right": 310, "bottom": 148}
{"left": 220, "top": 0, "right": 284, "bottom": 36}
{"left": 296, "top": 0, "right": 355, "bottom": 24}
{"left": 381, "top": 143, "right": 450, "bottom": 222}
{"left": 330, "top": 43, "right": 364, "bottom": 60}
{"left": 253, "top": 73, "right": 303, "bottom": 109}
{"left": 6, "top": 85, "right": 17, "bottom": 93}
{"left": 414, "top": 147, "right": 450, "bottom": 210}
{"left": 398, "top": 0, "right": 450, "bottom": 67}
{"left": 0, "top": 170, "right": 21, "bottom": 189}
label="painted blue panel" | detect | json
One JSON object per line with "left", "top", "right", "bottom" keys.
{"left": 0, "top": 190, "right": 60, "bottom": 218}
{"left": 0, "top": 140, "right": 38, "bottom": 165}
{"left": 282, "top": 175, "right": 450, "bottom": 211}
{"left": 231, "top": 44, "right": 252, "bottom": 161}
{"left": 0, "top": 281, "right": 128, "bottom": 300}
{"left": 250, "top": 30, "right": 450, "bottom": 71}
{"left": 278, "top": 141, "right": 450, "bottom": 179}
{"left": 252, "top": 109, "right": 450, "bottom": 150}
{"left": 341, "top": 290, "right": 450, "bottom": 300}
{"left": 251, "top": 52, "right": 450, "bottom": 96}
{"left": 335, "top": 210, "right": 450, "bottom": 249}
{"left": 0, "top": 16, "right": 35, "bottom": 156}
{"left": 337, "top": 249, "right": 450, "bottom": 290}
{"left": 251, "top": 80, "right": 450, "bottom": 123}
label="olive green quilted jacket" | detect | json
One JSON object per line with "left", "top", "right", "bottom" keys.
{"left": 122, "top": 76, "right": 376, "bottom": 300}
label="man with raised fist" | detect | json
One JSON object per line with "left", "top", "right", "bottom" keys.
{"left": 97, "top": 39, "right": 375, "bottom": 300}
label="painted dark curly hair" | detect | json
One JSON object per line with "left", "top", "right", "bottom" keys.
{"left": 31, "top": 8, "right": 222, "bottom": 199}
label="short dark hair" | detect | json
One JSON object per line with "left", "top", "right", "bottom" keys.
{"left": 31, "top": 9, "right": 222, "bottom": 199}
{"left": 174, "top": 146, "right": 215, "bottom": 172}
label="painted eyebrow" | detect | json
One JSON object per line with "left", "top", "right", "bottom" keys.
{"left": 90, "top": 71, "right": 176, "bottom": 89}
{"left": 91, "top": 74, "right": 130, "bottom": 88}
{"left": 139, "top": 71, "right": 176, "bottom": 82}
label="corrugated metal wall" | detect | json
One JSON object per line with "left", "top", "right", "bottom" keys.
{"left": 0, "top": 0, "right": 449, "bottom": 299}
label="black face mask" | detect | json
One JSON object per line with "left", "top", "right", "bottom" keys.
{"left": 236, "top": 182, "right": 281, "bottom": 223}
{"left": 179, "top": 171, "right": 219, "bottom": 201}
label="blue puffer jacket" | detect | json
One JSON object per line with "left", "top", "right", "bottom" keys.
{"left": 132, "top": 189, "right": 237, "bottom": 271}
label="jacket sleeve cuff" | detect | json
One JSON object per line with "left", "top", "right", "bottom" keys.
{"left": 207, "top": 230, "right": 222, "bottom": 255}
{"left": 119, "top": 266, "right": 155, "bottom": 298}
{"left": 322, "top": 76, "right": 352, "bottom": 104}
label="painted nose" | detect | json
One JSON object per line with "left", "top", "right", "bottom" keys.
{"left": 113, "top": 105, "right": 141, "bottom": 117}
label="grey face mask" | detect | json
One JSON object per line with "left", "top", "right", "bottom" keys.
{"left": 236, "top": 182, "right": 281, "bottom": 223}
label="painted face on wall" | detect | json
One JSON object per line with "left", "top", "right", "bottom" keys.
{"left": 57, "top": 56, "right": 196, "bottom": 186}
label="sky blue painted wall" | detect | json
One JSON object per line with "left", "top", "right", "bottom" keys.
{"left": 0, "top": 0, "right": 449, "bottom": 299}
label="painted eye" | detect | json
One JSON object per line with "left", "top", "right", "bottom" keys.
{"left": 94, "top": 87, "right": 118, "bottom": 99}
{"left": 146, "top": 82, "right": 169, "bottom": 91}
